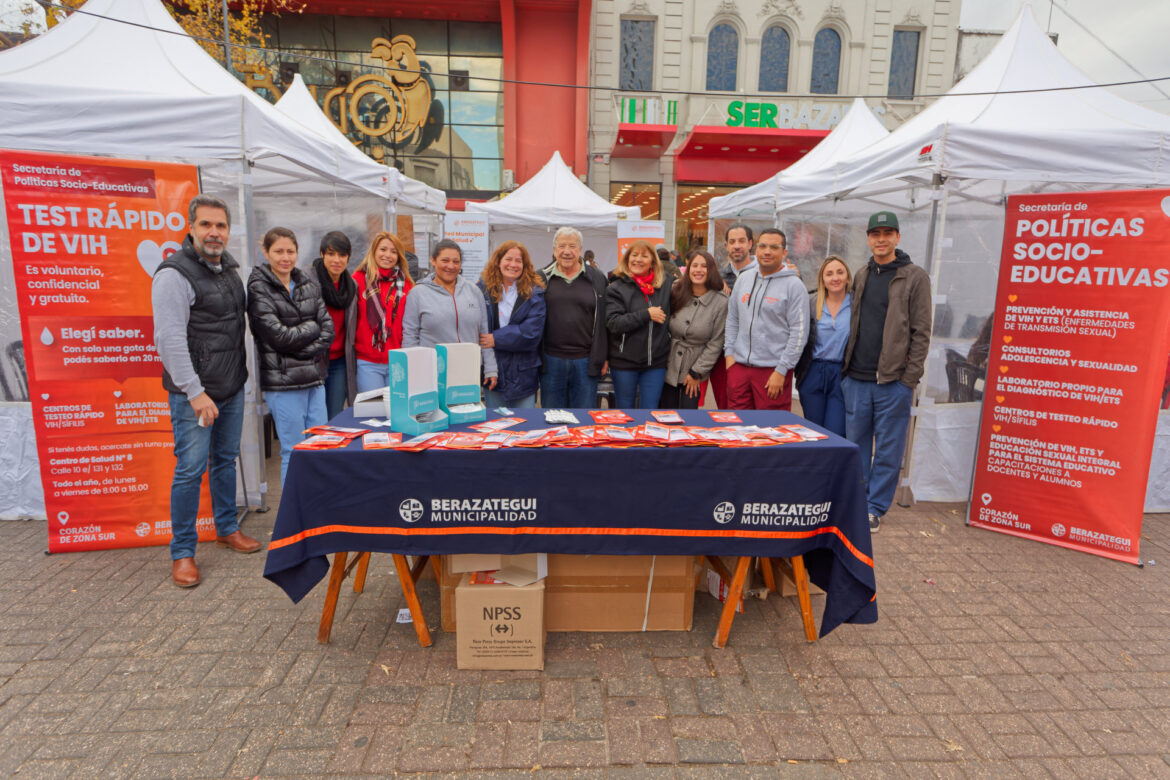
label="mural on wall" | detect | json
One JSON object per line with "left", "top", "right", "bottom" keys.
{"left": 321, "top": 35, "right": 444, "bottom": 158}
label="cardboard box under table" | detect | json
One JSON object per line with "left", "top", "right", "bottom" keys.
{"left": 440, "top": 554, "right": 694, "bottom": 633}
{"left": 456, "top": 573, "right": 544, "bottom": 670}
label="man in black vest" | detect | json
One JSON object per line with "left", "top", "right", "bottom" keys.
{"left": 152, "top": 194, "right": 260, "bottom": 588}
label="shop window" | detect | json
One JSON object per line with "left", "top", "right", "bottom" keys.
{"left": 706, "top": 23, "right": 738, "bottom": 92}
{"left": 758, "top": 25, "right": 790, "bottom": 92}
{"left": 609, "top": 182, "right": 662, "bottom": 220}
{"left": 888, "top": 29, "right": 920, "bottom": 99}
{"left": 620, "top": 19, "right": 655, "bottom": 91}
{"left": 810, "top": 28, "right": 841, "bottom": 95}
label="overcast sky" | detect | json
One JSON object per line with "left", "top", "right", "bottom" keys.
{"left": 960, "top": 0, "right": 1170, "bottom": 114}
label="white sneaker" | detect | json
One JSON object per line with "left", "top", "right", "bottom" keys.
{"left": 868, "top": 514, "right": 881, "bottom": 533}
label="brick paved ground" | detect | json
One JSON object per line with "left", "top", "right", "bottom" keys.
{"left": 2, "top": 456, "right": 1169, "bottom": 777}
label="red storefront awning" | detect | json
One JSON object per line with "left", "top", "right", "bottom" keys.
{"left": 610, "top": 123, "right": 677, "bottom": 158}
{"left": 674, "top": 126, "right": 829, "bottom": 184}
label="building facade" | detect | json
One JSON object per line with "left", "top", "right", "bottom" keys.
{"left": 246, "top": 0, "right": 591, "bottom": 208}
{"left": 589, "top": 0, "right": 962, "bottom": 250}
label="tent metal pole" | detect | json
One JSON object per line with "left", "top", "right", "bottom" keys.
{"left": 239, "top": 157, "right": 269, "bottom": 517}
{"left": 894, "top": 173, "right": 944, "bottom": 510}
{"left": 921, "top": 173, "right": 944, "bottom": 277}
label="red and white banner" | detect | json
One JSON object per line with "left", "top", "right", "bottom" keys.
{"left": 0, "top": 150, "right": 208, "bottom": 552}
{"left": 970, "top": 189, "right": 1170, "bottom": 563}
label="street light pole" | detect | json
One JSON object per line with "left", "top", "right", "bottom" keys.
{"left": 222, "top": 0, "right": 232, "bottom": 72}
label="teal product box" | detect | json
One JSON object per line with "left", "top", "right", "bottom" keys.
{"left": 387, "top": 347, "right": 448, "bottom": 435}
{"left": 436, "top": 342, "right": 486, "bottom": 424}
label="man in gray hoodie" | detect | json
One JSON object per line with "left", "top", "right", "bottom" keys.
{"left": 401, "top": 238, "right": 498, "bottom": 383}
{"left": 723, "top": 228, "right": 808, "bottom": 410}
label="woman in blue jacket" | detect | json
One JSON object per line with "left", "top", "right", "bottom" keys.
{"left": 478, "top": 241, "right": 546, "bottom": 408}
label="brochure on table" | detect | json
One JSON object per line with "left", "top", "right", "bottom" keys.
{"left": 436, "top": 342, "right": 486, "bottom": 423}
{"left": 388, "top": 347, "right": 448, "bottom": 434}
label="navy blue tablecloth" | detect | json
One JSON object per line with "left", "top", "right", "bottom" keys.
{"left": 263, "top": 409, "right": 877, "bottom": 637}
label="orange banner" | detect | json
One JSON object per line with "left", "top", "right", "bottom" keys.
{"left": 970, "top": 189, "right": 1170, "bottom": 563}
{"left": 0, "top": 150, "right": 208, "bottom": 552}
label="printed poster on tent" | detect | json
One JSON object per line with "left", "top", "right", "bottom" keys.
{"left": 617, "top": 220, "right": 667, "bottom": 260}
{"left": 0, "top": 149, "right": 209, "bottom": 553}
{"left": 969, "top": 189, "right": 1170, "bottom": 563}
{"left": 443, "top": 212, "right": 489, "bottom": 279}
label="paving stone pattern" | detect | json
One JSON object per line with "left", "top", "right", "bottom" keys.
{"left": 1, "top": 458, "right": 1169, "bottom": 777}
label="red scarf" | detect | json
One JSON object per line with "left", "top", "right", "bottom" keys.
{"left": 632, "top": 271, "right": 655, "bottom": 298}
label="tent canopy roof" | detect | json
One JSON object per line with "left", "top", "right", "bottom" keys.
{"left": 771, "top": 6, "right": 1170, "bottom": 213}
{"left": 466, "top": 151, "right": 640, "bottom": 228}
{"left": 0, "top": 0, "right": 388, "bottom": 197}
{"left": 275, "top": 75, "right": 445, "bottom": 213}
{"left": 708, "top": 98, "right": 889, "bottom": 219}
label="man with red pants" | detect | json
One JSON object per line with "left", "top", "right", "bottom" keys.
{"left": 723, "top": 228, "right": 808, "bottom": 410}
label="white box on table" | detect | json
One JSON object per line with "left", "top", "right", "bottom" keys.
{"left": 436, "top": 342, "right": 486, "bottom": 424}
{"left": 388, "top": 347, "right": 448, "bottom": 435}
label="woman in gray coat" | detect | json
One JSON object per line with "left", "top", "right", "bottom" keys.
{"left": 661, "top": 250, "right": 728, "bottom": 409}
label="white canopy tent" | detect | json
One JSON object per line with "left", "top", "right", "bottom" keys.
{"left": 274, "top": 74, "right": 446, "bottom": 217}
{"left": 707, "top": 98, "right": 890, "bottom": 221}
{"left": 466, "top": 151, "right": 641, "bottom": 271}
{"left": 0, "top": 0, "right": 434, "bottom": 516}
{"left": 748, "top": 6, "right": 1170, "bottom": 509}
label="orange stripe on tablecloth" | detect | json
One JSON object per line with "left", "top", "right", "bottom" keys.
{"left": 269, "top": 523, "right": 874, "bottom": 569}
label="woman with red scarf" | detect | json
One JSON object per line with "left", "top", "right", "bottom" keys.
{"left": 350, "top": 231, "right": 414, "bottom": 392}
{"left": 605, "top": 240, "right": 672, "bottom": 408}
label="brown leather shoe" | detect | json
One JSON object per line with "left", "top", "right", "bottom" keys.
{"left": 172, "top": 557, "right": 201, "bottom": 588}
{"left": 215, "top": 530, "right": 262, "bottom": 554}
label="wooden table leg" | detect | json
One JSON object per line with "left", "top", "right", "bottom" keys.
{"left": 759, "top": 557, "right": 777, "bottom": 592}
{"left": 790, "top": 555, "right": 819, "bottom": 642}
{"left": 352, "top": 552, "right": 371, "bottom": 593}
{"left": 704, "top": 555, "right": 734, "bottom": 584}
{"left": 317, "top": 551, "right": 348, "bottom": 644}
{"left": 393, "top": 553, "right": 432, "bottom": 648}
{"left": 712, "top": 556, "right": 751, "bottom": 649}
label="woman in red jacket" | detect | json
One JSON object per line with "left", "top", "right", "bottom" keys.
{"left": 350, "top": 231, "right": 414, "bottom": 392}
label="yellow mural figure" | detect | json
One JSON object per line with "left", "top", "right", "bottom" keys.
{"left": 322, "top": 35, "right": 433, "bottom": 148}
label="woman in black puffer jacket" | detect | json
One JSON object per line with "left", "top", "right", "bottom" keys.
{"left": 247, "top": 227, "right": 333, "bottom": 485}
{"left": 605, "top": 239, "right": 672, "bottom": 408}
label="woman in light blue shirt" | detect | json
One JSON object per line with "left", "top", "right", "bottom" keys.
{"left": 795, "top": 255, "right": 851, "bottom": 436}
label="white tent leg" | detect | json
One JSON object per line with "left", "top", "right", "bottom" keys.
{"left": 238, "top": 158, "right": 269, "bottom": 518}
{"left": 896, "top": 178, "right": 946, "bottom": 509}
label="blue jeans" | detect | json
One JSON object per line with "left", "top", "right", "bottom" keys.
{"left": 355, "top": 359, "right": 388, "bottom": 394}
{"left": 484, "top": 388, "right": 536, "bottom": 410}
{"left": 265, "top": 385, "right": 327, "bottom": 486}
{"left": 842, "top": 377, "right": 914, "bottom": 518}
{"left": 611, "top": 367, "right": 666, "bottom": 409}
{"left": 540, "top": 354, "right": 597, "bottom": 408}
{"left": 798, "top": 359, "right": 846, "bottom": 437}
{"left": 324, "top": 356, "right": 348, "bottom": 419}
{"left": 167, "top": 389, "right": 244, "bottom": 560}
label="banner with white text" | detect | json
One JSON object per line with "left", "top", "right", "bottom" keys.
{"left": 969, "top": 189, "right": 1170, "bottom": 563}
{"left": 0, "top": 150, "right": 207, "bottom": 552}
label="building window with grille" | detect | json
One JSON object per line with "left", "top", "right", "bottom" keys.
{"left": 706, "top": 23, "right": 738, "bottom": 92}
{"left": 758, "top": 25, "right": 790, "bottom": 92}
{"left": 888, "top": 29, "right": 920, "bottom": 99}
{"left": 810, "top": 28, "right": 841, "bottom": 95}
{"left": 620, "top": 19, "right": 655, "bottom": 91}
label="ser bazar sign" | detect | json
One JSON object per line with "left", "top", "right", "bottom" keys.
{"left": 970, "top": 190, "right": 1170, "bottom": 564}
{"left": 724, "top": 100, "right": 884, "bottom": 129}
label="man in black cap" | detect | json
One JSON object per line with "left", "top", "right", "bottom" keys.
{"left": 841, "top": 211, "right": 932, "bottom": 534}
